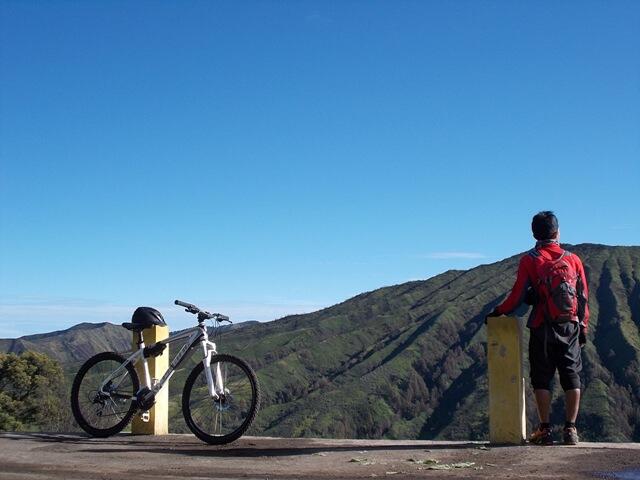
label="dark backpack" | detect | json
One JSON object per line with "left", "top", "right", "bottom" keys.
{"left": 529, "top": 249, "right": 580, "bottom": 323}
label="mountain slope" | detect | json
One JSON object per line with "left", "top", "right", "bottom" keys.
{"left": 216, "top": 244, "right": 640, "bottom": 441}
{"left": 2, "top": 244, "right": 639, "bottom": 441}
{"left": 0, "top": 322, "right": 131, "bottom": 369}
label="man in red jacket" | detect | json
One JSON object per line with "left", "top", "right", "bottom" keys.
{"left": 490, "top": 211, "right": 589, "bottom": 445}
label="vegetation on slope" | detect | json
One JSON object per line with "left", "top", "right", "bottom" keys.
{"left": 2, "top": 244, "right": 638, "bottom": 441}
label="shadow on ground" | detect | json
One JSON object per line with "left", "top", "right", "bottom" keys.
{"left": 4, "top": 432, "right": 490, "bottom": 457}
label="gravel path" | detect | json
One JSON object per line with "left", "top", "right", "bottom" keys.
{"left": 1, "top": 433, "right": 639, "bottom": 479}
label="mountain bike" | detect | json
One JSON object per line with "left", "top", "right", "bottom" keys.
{"left": 70, "top": 300, "right": 260, "bottom": 445}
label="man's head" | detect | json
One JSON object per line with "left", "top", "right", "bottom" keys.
{"left": 531, "top": 211, "right": 559, "bottom": 241}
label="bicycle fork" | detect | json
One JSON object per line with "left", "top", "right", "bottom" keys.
{"left": 202, "top": 339, "right": 224, "bottom": 400}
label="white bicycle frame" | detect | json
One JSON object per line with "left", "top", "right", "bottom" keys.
{"left": 100, "top": 322, "right": 225, "bottom": 403}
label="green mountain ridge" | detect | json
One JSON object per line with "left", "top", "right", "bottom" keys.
{"left": 2, "top": 243, "right": 639, "bottom": 441}
{"left": 0, "top": 322, "right": 131, "bottom": 366}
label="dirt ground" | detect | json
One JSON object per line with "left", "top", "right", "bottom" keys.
{"left": 1, "top": 433, "right": 639, "bottom": 480}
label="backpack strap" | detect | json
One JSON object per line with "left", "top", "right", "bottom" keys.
{"left": 529, "top": 247, "right": 571, "bottom": 261}
{"left": 528, "top": 248, "right": 542, "bottom": 258}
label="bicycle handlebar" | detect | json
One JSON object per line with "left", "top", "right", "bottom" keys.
{"left": 174, "top": 299, "right": 231, "bottom": 323}
{"left": 175, "top": 299, "right": 198, "bottom": 310}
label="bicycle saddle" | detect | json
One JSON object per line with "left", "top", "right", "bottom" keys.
{"left": 122, "top": 306, "right": 167, "bottom": 331}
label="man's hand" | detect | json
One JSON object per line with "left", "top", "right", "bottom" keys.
{"left": 484, "top": 307, "right": 500, "bottom": 324}
{"left": 579, "top": 327, "right": 587, "bottom": 348}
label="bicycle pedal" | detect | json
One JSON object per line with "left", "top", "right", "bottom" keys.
{"left": 140, "top": 411, "right": 150, "bottom": 422}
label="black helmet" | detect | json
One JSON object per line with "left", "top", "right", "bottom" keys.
{"left": 131, "top": 307, "right": 166, "bottom": 328}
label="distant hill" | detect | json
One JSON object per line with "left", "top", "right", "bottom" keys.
{"left": 0, "top": 322, "right": 131, "bottom": 368}
{"left": 2, "top": 244, "right": 639, "bottom": 441}
{"left": 0, "top": 321, "right": 259, "bottom": 370}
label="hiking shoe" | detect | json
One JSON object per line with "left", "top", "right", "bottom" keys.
{"left": 563, "top": 426, "right": 579, "bottom": 445}
{"left": 529, "top": 426, "right": 553, "bottom": 445}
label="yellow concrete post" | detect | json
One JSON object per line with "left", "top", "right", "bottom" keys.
{"left": 131, "top": 324, "right": 170, "bottom": 435}
{"left": 487, "top": 316, "right": 526, "bottom": 444}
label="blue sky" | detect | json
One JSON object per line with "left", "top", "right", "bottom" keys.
{"left": 1, "top": 1, "right": 638, "bottom": 337}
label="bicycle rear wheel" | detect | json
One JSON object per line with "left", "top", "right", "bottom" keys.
{"left": 70, "top": 351, "right": 140, "bottom": 437}
{"left": 182, "top": 354, "right": 260, "bottom": 445}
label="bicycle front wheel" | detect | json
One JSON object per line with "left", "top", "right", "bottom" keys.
{"left": 70, "top": 351, "right": 140, "bottom": 437}
{"left": 182, "top": 354, "right": 260, "bottom": 445}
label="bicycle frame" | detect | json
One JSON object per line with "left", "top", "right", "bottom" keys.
{"left": 100, "top": 322, "right": 226, "bottom": 404}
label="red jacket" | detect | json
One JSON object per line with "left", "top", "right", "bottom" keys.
{"left": 495, "top": 242, "right": 590, "bottom": 331}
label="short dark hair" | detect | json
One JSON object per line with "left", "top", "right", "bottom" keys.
{"left": 531, "top": 211, "right": 559, "bottom": 240}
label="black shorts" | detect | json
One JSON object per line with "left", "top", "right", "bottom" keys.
{"left": 529, "top": 322, "right": 582, "bottom": 391}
